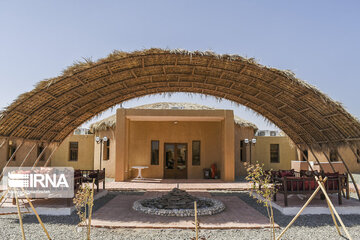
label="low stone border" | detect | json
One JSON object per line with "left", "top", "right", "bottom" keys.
{"left": 133, "top": 197, "right": 225, "bottom": 217}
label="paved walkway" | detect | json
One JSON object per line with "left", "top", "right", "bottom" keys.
{"left": 265, "top": 191, "right": 360, "bottom": 215}
{"left": 90, "top": 191, "right": 275, "bottom": 229}
{"left": 103, "top": 178, "right": 360, "bottom": 199}
{"left": 104, "top": 179, "right": 253, "bottom": 191}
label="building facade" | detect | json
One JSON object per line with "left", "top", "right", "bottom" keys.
{"left": 50, "top": 133, "right": 94, "bottom": 170}
{"left": 2, "top": 103, "right": 358, "bottom": 181}
{"left": 91, "top": 103, "right": 257, "bottom": 181}
{"left": 88, "top": 103, "right": 304, "bottom": 180}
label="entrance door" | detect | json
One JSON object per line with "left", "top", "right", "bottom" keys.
{"left": 164, "top": 143, "right": 187, "bottom": 179}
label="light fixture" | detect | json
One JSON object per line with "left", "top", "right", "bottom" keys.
{"left": 244, "top": 138, "right": 256, "bottom": 164}
{"left": 95, "top": 136, "right": 108, "bottom": 169}
{"left": 174, "top": 121, "right": 178, "bottom": 125}
{"left": 244, "top": 138, "right": 256, "bottom": 145}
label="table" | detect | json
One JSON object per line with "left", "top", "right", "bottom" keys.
{"left": 132, "top": 166, "right": 149, "bottom": 179}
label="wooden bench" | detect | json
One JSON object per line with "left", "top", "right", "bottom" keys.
{"left": 273, "top": 174, "right": 346, "bottom": 206}
{"left": 299, "top": 170, "right": 350, "bottom": 199}
{"left": 75, "top": 168, "right": 106, "bottom": 192}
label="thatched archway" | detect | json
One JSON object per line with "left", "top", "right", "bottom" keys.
{"left": 0, "top": 49, "right": 359, "bottom": 149}
{"left": 1, "top": 48, "right": 360, "bottom": 198}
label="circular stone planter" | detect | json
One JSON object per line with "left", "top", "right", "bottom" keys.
{"left": 132, "top": 189, "right": 225, "bottom": 217}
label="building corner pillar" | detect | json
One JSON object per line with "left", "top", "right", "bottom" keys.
{"left": 115, "top": 108, "right": 127, "bottom": 181}
{"left": 223, "top": 110, "right": 235, "bottom": 181}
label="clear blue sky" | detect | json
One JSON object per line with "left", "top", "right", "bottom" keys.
{"left": 0, "top": 1, "right": 359, "bottom": 130}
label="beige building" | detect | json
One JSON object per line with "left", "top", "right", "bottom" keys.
{"left": 292, "top": 147, "right": 360, "bottom": 174}
{"left": 0, "top": 139, "right": 51, "bottom": 168}
{"left": 91, "top": 103, "right": 258, "bottom": 181}
{"left": 252, "top": 133, "right": 298, "bottom": 172}
{"left": 50, "top": 131, "right": 95, "bottom": 170}
{"left": 3, "top": 102, "right": 358, "bottom": 181}
{"left": 88, "top": 103, "right": 305, "bottom": 181}
{"left": 0, "top": 129, "right": 95, "bottom": 171}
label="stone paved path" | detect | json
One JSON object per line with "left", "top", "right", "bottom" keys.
{"left": 90, "top": 191, "right": 276, "bottom": 229}
{"left": 104, "top": 179, "right": 253, "bottom": 191}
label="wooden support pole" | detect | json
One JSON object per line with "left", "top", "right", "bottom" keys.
{"left": 316, "top": 176, "right": 352, "bottom": 240}
{"left": 44, "top": 145, "right": 59, "bottom": 167}
{"left": 32, "top": 145, "right": 48, "bottom": 168}
{"left": 87, "top": 179, "right": 95, "bottom": 240}
{"left": 336, "top": 151, "right": 360, "bottom": 201}
{"left": 0, "top": 139, "right": 6, "bottom": 149}
{"left": 7, "top": 141, "right": 24, "bottom": 162}
{"left": 308, "top": 146, "right": 325, "bottom": 172}
{"left": 194, "top": 201, "right": 199, "bottom": 240}
{"left": 0, "top": 141, "right": 24, "bottom": 179}
{"left": 21, "top": 188, "right": 51, "bottom": 240}
{"left": 348, "top": 144, "right": 360, "bottom": 163}
{"left": 320, "top": 149, "right": 337, "bottom": 173}
{"left": 347, "top": 144, "right": 360, "bottom": 199}
{"left": 0, "top": 189, "right": 9, "bottom": 203}
{"left": 19, "top": 144, "right": 37, "bottom": 168}
{"left": 321, "top": 148, "right": 346, "bottom": 197}
{"left": 276, "top": 178, "right": 326, "bottom": 240}
{"left": 297, "top": 145, "right": 315, "bottom": 172}
{"left": 326, "top": 197, "right": 341, "bottom": 236}
{"left": 15, "top": 189, "right": 26, "bottom": 240}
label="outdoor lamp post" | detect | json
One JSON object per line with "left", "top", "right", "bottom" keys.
{"left": 244, "top": 138, "right": 256, "bottom": 164}
{"left": 96, "top": 136, "right": 108, "bottom": 169}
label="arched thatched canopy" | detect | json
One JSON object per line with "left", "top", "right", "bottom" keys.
{"left": 0, "top": 49, "right": 359, "bottom": 148}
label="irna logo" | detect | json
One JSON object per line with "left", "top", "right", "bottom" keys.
{"left": 8, "top": 172, "right": 69, "bottom": 188}
{"left": 3, "top": 167, "right": 74, "bottom": 199}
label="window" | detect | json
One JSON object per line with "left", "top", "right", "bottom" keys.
{"left": 240, "top": 140, "right": 246, "bottom": 162}
{"left": 103, "top": 139, "right": 110, "bottom": 160}
{"left": 270, "top": 144, "right": 280, "bottom": 163}
{"left": 69, "top": 142, "right": 78, "bottom": 161}
{"left": 357, "top": 149, "right": 360, "bottom": 163}
{"left": 38, "top": 145, "right": 45, "bottom": 161}
{"left": 151, "top": 140, "right": 159, "bottom": 165}
{"left": 8, "top": 143, "right": 17, "bottom": 161}
{"left": 192, "top": 141, "right": 201, "bottom": 166}
{"left": 329, "top": 149, "right": 338, "bottom": 162}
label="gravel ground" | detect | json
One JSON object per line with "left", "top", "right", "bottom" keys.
{"left": 0, "top": 190, "right": 359, "bottom": 240}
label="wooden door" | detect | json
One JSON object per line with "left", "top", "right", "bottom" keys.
{"left": 164, "top": 143, "right": 187, "bottom": 179}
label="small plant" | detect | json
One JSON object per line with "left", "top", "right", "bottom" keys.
{"left": 73, "top": 179, "right": 95, "bottom": 240}
{"left": 245, "top": 162, "right": 277, "bottom": 240}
